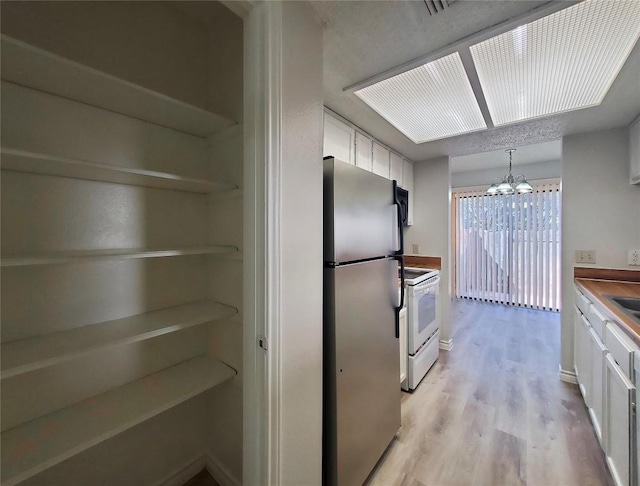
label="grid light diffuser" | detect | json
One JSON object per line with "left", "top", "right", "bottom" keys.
{"left": 470, "top": 0, "right": 640, "bottom": 127}
{"left": 354, "top": 52, "right": 486, "bottom": 143}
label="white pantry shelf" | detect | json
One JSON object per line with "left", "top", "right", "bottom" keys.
{"left": 0, "top": 35, "right": 235, "bottom": 137}
{"left": 1, "top": 301, "right": 237, "bottom": 379}
{"left": 0, "top": 356, "right": 235, "bottom": 486}
{"left": 1, "top": 245, "right": 238, "bottom": 267}
{"left": 1, "top": 149, "right": 237, "bottom": 194}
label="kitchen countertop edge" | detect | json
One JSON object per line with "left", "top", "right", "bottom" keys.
{"left": 574, "top": 277, "right": 640, "bottom": 347}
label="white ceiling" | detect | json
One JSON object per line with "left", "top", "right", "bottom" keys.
{"left": 450, "top": 139, "right": 561, "bottom": 173}
{"left": 310, "top": 0, "right": 640, "bottom": 162}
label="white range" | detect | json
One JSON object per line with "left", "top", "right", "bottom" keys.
{"left": 402, "top": 267, "right": 440, "bottom": 391}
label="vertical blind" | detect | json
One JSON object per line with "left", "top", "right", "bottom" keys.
{"left": 453, "top": 180, "right": 561, "bottom": 311}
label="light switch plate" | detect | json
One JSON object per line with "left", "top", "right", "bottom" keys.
{"left": 575, "top": 250, "right": 596, "bottom": 264}
{"left": 628, "top": 250, "right": 640, "bottom": 266}
{"left": 412, "top": 244, "right": 420, "bottom": 254}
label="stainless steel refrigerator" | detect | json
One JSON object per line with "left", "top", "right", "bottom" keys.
{"left": 323, "top": 157, "right": 404, "bottom": 486}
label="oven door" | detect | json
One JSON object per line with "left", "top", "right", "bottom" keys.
{"left": 407, "top": 277, "right": 440, "bottom": 355}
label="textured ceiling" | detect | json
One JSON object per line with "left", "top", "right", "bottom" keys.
{"left": 450, "top": 140, "right": 561, "bottom": 172}
{"left": 311, "top": 0, "right": 640, "bottom": 163}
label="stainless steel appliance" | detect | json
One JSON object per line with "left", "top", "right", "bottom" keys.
{"left": 402, "top": 267, "right": 440, "bottom": 391}
{"left": 323, "top": 157, "right": 404, "bottom": 486}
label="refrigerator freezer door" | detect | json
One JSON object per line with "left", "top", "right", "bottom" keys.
{"left": 324, "top": 258, "right": 401, "bottom": 486}
{"left": 324, "top": 157, "right": 397, "bottom": 263}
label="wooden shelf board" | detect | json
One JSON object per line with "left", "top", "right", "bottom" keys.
{"left": 1, "top": 35, "right": 235, "bottom": 137}
{"left": 1, "top": 246, "right": 238, "bottom": 267}
{"left": 1, "top": 149, "right": 237, "bottom": 194}
{"left": 1, "top": 356, "right": 235, "bottom": 486}
{"left": 1, "top": 301, "right": 237, "bottom": 379}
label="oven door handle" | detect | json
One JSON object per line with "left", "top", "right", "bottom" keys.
{"left": 394, "top": 254, "right": 405, "bottom": 339}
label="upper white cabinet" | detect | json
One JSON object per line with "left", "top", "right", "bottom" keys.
{"left": 630, "top": 116, "right": 640, "bottom": 184}
{"left": 355, "top": 131, "right": 373, "bottom": 171}
{"left": 403, "top": 159, "right": 414, "bottom": 226}
{"left": 372, "top": 142, "right": 390, "bottom": 178}
{"left": 323, "top": 112, "right": 355, "bottom": 165}
{"left": 390, "top": 152, "right": 403, "bottom": 185}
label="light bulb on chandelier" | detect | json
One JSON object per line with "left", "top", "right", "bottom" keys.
{"left": 487, "top": 149, "right": 533, "bottom": 195}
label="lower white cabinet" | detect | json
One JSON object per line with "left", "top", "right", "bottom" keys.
{"left": 605, "top": 353, "right": 636, "bottom": 486}
{"left": 575, "top": 285, "right": 638, "bottom": 486}
{"left": 589, "top": 326, "right": 607, "bottom": 445}
{"left": 575, "top": 306, "right": 592, "bottom": 405}
{"left": 399, "top": 306, "right": 407, "bottom": 384}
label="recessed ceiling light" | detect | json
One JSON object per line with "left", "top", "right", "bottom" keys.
{"left": 470, "top": 0, "right": 640, "bottom": 126}
{"left": 354, "top": 52, "right": 487, "bottom": 143}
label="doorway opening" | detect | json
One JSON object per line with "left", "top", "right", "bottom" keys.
{"left": 452, "top": 180, "right": 561, "bottom": 311}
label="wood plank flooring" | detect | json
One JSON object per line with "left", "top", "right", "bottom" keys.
{"left": 367, "top": 299, "right": 613, "bottom": 486}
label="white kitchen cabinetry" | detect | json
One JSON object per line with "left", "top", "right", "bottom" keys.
{"left": 399, "top": 306, "right": 407, "bottom": 384}
{"left": 605, "top": 353, "right": 635, "bottom": 486}
{"left": 1, "top": 5, "right": 243, "bottom": 484}
{"left": 324, "top": 112, "right": 355, "bottom": 164}
{"left": 372, "top": 141, "right": 390, "bottom": 179}
{"left": 630, "top": 116, "right": 640, "bottom": 185}
{"left": 575, "top": 307, "right": 592, "bottom": 406}
{"left": 574, "top": 285, "right": 639, "bottom": 486}
{"left": 355, "top": 131, "right": 373, "bottom": 171}
{"left": 390, "top": 152, "right": 403, "bottom": 185}
{"left": 589, "top": 326, "right": 607, "bottom": 444}
{"left": 403, "top": 159, "right": 414, "bottom": 226}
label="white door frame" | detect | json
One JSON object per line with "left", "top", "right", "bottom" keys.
{"left": 240, "top": 1, "right": 282, "bottom": 484}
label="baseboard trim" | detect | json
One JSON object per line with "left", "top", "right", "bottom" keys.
{"left": 205, "top": 453, "right": 241, "bottom": 486}
{"left": 439, "top": 339, "right": 453, "bottom": 351}
{"left": 156, "top": 454, "right": 206, "bottom": 486}
{"left": 559, "top": 366, "right": 578, "bottom": 384}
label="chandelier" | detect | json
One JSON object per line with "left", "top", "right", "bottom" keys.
{"left": 486, "top": 149, "right": 533, "bottom": 195}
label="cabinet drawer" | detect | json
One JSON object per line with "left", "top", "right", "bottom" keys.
{"left": 605, "top": 323, "right": 636, "bottom": 379}
{"left": 575, "top": 287, "right": 591, "bottom": 316}
{"left": 587, "top": 304, "right": 608, "bottom": 340}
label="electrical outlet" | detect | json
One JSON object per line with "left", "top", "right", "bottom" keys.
{"left": 629, "top": 250, "right": 640, "bottom": 266}
{"left": 575, "top": 250, "right": 596, "bottom": 264}
{"left": 412, "top": 244, "right": 420, "bottom": 254}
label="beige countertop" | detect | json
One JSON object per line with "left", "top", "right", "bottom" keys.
{"left": 575, "top": 277, "right": 640, "bottom": 346}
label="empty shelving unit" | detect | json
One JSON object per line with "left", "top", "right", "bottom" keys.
{"left": 1, "top": 2, "right": 245, "bottom": 485}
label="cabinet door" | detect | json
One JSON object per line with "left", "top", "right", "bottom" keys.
{"left": 355, "top": 131, "right": 373, "bottom": 172}
{"left": 589, "top": 327, "right": 607, "bottom": 445}
{"left": 575, "top": 310, "right": 592, "bottom": 405}
{"left": 630, "top": 116, "right": 640, "bottom": 184}
{"left": 605, "top": 354, "right": 635, "bottom": 486}
{"left": 323, "top": 112, "right": 355, "bottom": 164}
{"left": 403, "top": 159, "right": 414, "bottom": 226}
{"left": 372, "top": 142, "right": 390, "bottom": 178}
{"left": 390, "top": 152, "right": 403, "bottom": 186}
{"left": 399, "top": 306, "right": 407, "bottom": 384}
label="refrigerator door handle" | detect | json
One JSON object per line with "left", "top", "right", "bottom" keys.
{"left": 393, "top": 180, "right": 404, "bottom": 256}
{"left": 394, "top": 255, "right": 405, "bottom": 339}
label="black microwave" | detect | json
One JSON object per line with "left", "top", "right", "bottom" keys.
{"left": 396, "top": 187, "right": 409, "bottom": 227}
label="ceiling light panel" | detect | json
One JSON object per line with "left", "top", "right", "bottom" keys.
{"left": 354, "top": 52, "right": 486, "bottom": 143}
{"left": 470, "top": 0, "right": 640, "bottom": 126}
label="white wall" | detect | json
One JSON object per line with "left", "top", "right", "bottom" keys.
{"left": 405, "top": 156, "right": 453, "bottom": 346}
{"left": 561, "top": 127, "right": 640, "bottom": 372}
{"left": 451, "top": 159, "right": 561, "bottom": 188}
{"left": 279, "top": 2, "right": 324, "bottom": 484}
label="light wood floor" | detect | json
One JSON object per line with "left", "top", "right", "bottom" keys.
{"left": 368, "top": 299, "right": 613, "bottom": 486}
